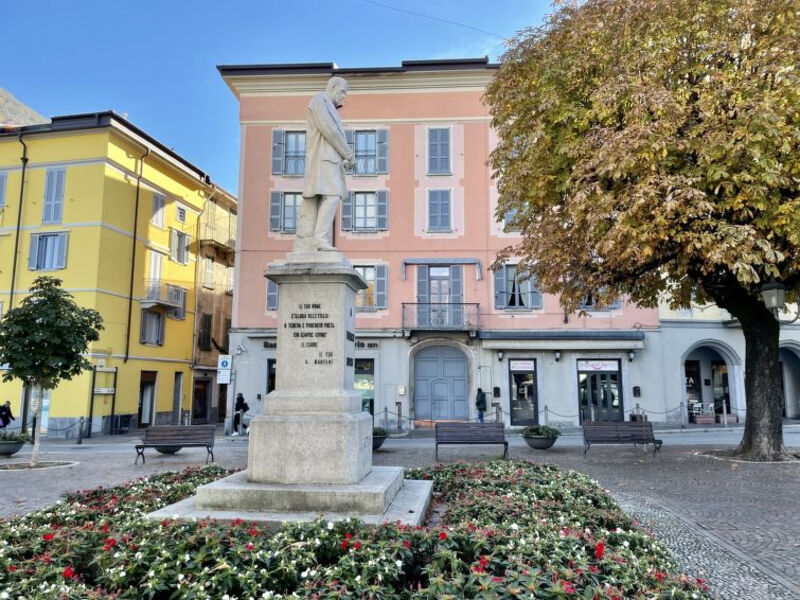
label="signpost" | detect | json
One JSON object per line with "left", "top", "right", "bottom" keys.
{"left": 217, "top": 355, "right": 232, "bottom": 385}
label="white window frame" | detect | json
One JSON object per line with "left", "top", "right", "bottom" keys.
{"left": 171, "top": 230, "right": 190, "bottom": 265}
{"left": 176, "top": 205, "right": 187, "bottom": 224}
{"left": 354, "top": 130, "right": 377, "bottom": 175}
{"left": 282, "top": 193, "right": 301, "bottom": 233}
{"left": 140, "top": 309, "right": 165, "bottom": 346}
{"left": 353, "top": 192, "right": 377, "bottom": 231}
{"left": 354, "top": 265, "right": 377, "bottom": 310}
{"left": 284, "top": 131, "right": 306, "bottom": 176}
{"left": 203, "top": 256, "right": 214, "bottom": 288}
{"left": 30, "top": 232, "right": 68, "bottom": 271}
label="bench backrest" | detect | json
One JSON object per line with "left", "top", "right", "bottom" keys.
{"left": 141, "top": 425, "right": 216, "bottom": 444}
{"left": 435, "top": 422, "right": 505, "bottom": 442}
{"left": 583, "top": 421, "right": 655, "bottom": 442}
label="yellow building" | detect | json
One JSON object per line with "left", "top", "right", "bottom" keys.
{"left": 0, "top": 112, "right": 236, "bottom": 437}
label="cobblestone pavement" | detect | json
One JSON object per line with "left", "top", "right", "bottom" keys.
{"left": 2, "top": 434, "right": 798, "bottom": 599}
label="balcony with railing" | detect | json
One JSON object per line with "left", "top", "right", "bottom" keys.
{"left": 141, "top": 280, "right": 184, "bottom": 311}
{"left": 198, "top": 223, "right": 235, "bottom": 256}
{"left": 402, "top": 303, "right": 480, "bottom": 333}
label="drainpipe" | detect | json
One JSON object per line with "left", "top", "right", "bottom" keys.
{"left": 9, "top": 134, "right": 29, "bottom": 309}
{"left": 123, "top": 147, "right": 150, "bottom": 363}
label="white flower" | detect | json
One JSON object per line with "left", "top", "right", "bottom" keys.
{"left": 396, "top": 560, "right": 402, "bottom": 568}
{"left": 327, "top": 521, "right": 334, "bottom": 530}
{"left": 355, "top": 575, "right": 361, "bottom": 583}
{"left": 178, "top": 573, "right": 185, "bottom": 581}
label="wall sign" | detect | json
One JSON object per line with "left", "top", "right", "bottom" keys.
{"left": 509, "top": 359, "right": 535, "bottom": 371}
{"left": 577, "top": 360, "right": 619, "bottom": 372}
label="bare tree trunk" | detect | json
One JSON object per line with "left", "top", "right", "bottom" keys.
{"left": 28, "top": 384, "right": 43, "bottom": 468}
{"left": 735, "top": 303, "right": 788, "bottom": 460}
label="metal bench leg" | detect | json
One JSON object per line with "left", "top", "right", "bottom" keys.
{"left": 207, "top": 446, "right": 214, "bottom": 464}
{"left": 654, "top": 442, "right": 662, "bottom": 456}
{"left": 583, "top": 443, "right": 590, "bottom": 457}
{"left": 503, "top": 443, "right": 509, "bottom": 460}
{"left": 435, "top": 443, "right": 439, "bottom": 461}
{"left": 135, "top": 447, "right": 145, "bottom": 465}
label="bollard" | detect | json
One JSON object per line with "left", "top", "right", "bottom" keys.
{"left": 543, "top": 405, "right": 549, "bottom": 426}
{"left": 680, "top": 401, "right": 686, "bottom": 429}
{"left": 77, "top": 417, "right": 84, "bottom": 445}
{"left": 31, "top": 415, "right": 37, "bottom": 445}
{"left": 493, "top": 403, "right": 501, "bottom": 423}
{"left": 395, "top": 402, "right": 403, "bottom": 432}
{"left": 383, "top": 406, "right": 389, "bottom": 430}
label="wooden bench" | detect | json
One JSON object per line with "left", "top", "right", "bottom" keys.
{"left": 435, "top": 422, "right": 509, "bottom": 460}
{"left": 135, "top": 425, "right": 216, "bottom": 465}
{"left": 582, "top": 421, "right": 662, "bottom": 457}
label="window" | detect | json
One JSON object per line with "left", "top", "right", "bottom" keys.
{"left": 427, "top": 190, "right": 451, "bottom": 231}
{"left": 354, "top": 193, "right": 377, "bottom": 231}
{"left": 42, "top": 168, "right": 66, "bottom": 224}
{"left": 341, "top": 191, "right": 388, "bottom": 232}
{"left": 494, "top": 265, "right": 542, "bottom": 310}
{"left": 0, "top": 171, "right": 7, "bottom": 209}
{"left": 28, "top": 233, "right": 68, "bottom": 271}
{"left": 344, "top": 129, "right": 389, "bottom": 175}
{"left": 268, "top": 192, "right": 302, "bottom": 233}
{"left": 140, "top": 310, "right": 164, "bottom": 345}
{"left": 503, "top": 207, "right": 519, "bottom": 232}
{"left": 428, "top": 128, "right": 450, "bottom": 174}
{"left": 176, "top": 205, "right": 187, "bottom": 223}
{"left": 168, "top": 286, "right": 187, "bottom": 320}
{"left": 203, "top": 257, "right": 214, "bottom": 287}
{"left": 198, "top": 313, "right": 212, "bottom": 350}
{"left": 579, "top": 290, "right": 622, "bottom": 311}
{"left": 267, "top": 280, "right": 279, "bottom": 311}
{"left": 170, "top": 230, "right": 189, "bottom": 264}
{"left": 284, "top": 132, "right": 306, "bottom": 175}
{"left": 151, "top": 194, "right": 165, "bottom": 226}
{"left": 354, "top": 265, "right": 388, "bottom": 310}
{"left": 225, "top": 266, "right": 234, "bottom": 294}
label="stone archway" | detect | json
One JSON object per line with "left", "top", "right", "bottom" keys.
{"left": 779, "top": 342, "right": 800, "bottom": 419}
{"left": 680, "top": 339, "right": 743, "bottom": 424}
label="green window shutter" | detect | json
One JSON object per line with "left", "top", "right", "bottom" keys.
{"left": 376, "top": 129, "right": 389, "bottom": 174}
{"left": 450, "top": 265, "right": 463, "bottom": 303}
{"left": 269, "top": 191, "right": 282, "bottom": 231}
{"left": 267, "top": 280, "right": 279, "bottom": 311}
{"left": 341, "top": 192, "right": 353, "bottom": 231}
{"left": 271, "top": 129, "right": 285, "bottom": 175}
{"left": 376, "top": 190, "right": 388, "bottom": 230}
{"left": 494, "top": 268, "right": 506, "bottom": 309}
{"left": 28, "top": 234, "right": 40, "bottom": 270}
{"left": 375, "top": 264, "right": 388, "bottom": 309}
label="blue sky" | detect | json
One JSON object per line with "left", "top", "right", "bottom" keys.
{"left": 1, "top": 0, "right": 552, "bottom": 194}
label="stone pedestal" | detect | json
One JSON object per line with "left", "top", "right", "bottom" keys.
{"left": 151, "top": 259, "right": 431, "bottom": 527}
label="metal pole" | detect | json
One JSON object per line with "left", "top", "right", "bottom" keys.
{"left": 544, "top": 404, "right": 548, "bottom": 426}
{"left": 383, "top": 406, "right": 389, "bottom": 430}
{"left": 680, "top": 401, "right": 686, "bottom": 429}
{"left": 109, "top": 367, "right": 119, "bottom": 435}
{"left": 87, "top": 367, "right": 97, "bottom": 439}
{"left": 77, "top": 417, "right": 84, "bottom": 445}
{"left": 395, "top": 401, "right": 402, "bottom": 432}
{"left": 722, "top": 397, "right": 729, "bottom": 428}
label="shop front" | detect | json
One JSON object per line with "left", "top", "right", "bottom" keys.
{"left": 577, "top": 359, "right": 623, "bottom": 423}
{"left": 508, "top": 359, "right": 538, "bottom": 425}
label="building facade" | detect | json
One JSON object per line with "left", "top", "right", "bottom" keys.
{"left": 220, "top": 58, "right": 800, "bottom": 430}
{"left": 0, "top": 112, "right": 235, "bottom": 437}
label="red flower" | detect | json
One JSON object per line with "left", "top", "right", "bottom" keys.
{"left": 402, "top": 540, "right": 411, "bottom": 549}
{"left": 655, "top": 572, "right": 664, "bottom": 581}
{"left": 479, "top": 556, "right": 489, "bottom": 568}
{"left": 8, "top": 565, "right": 15, "bottom": 572}
{"left": 341, "top": 540, "right": 348, "bottom": 550}
{"left": 345, "top": 533, "right": 352, "bottom": 540}
{"left": 42, "top": 533, "right": 55, "bottom": 542}
{"left": 438, "top": 531, "right": 447, "bottom": 541}
{"left": 562, "top": 580, "right": 575, "bottom": 594}
{"left": 492, "top": 576, "right": 502, "bottom": 583}
{"left": 246, "top": 543, "right": 254, "bottom": 550}
{"left": 354, "top": 541, "right": 362, "bottom": 550}
{"left": 248, "top": 527, "right": 259, "bottom": 537}
{"left": 232, "top": 518, "right": 244, "bottom": 526}
{"left": 63, "top": 566, "right": 74, "bottom": 579}
{"left": 160, "top": 519, "right": 170, "bottom": 528}
{"left": 594, "top": 542, "right": 605, "bottom": 559}
{"left": 102, "top": 523, "right": 109, "bottom": 533}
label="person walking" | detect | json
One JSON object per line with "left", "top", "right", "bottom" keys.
{"left": 232, "top": 393, "right": 250, "bottom": 436}
{"left": 475, "top": 388, "right": 487, "bottom": 423}
{"left": 0, "top": 401, "right": 14, "bottom": 428}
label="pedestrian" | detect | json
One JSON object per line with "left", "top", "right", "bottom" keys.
{"left": 232, "top": 393, "right": 249, "bottom": 436}
{"left": 476, "top": 388, "right": 487, "bottom": 423}
{"left": 0, "top": 401, "right": 14, "bottom": 428}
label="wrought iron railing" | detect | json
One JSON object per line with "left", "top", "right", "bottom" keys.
{"left": 142, "top": 280, "right": 184, "bottom": 309}
{"left": 402, "top": 303, "right": 479, "bottom": 331}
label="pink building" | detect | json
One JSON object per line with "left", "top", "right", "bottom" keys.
{"left": 220, "top": 58, "right": 666, "bottom": 430}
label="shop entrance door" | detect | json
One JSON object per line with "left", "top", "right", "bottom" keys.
{"left": 577, "top": 360, "right": 623, "bottom": 423}
{"left": 509, "top": 359, "right": 538, "bottom": 425}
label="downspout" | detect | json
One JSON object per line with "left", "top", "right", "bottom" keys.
{"left": 123, "top": 147, "right": 150, "bottom": 363}
{"left": 9, "top": 134, "right": 29, "bottom": 309}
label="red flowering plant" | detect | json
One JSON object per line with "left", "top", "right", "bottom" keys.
{"left": 0, "top": 461, "right": 712, "bottom": 599}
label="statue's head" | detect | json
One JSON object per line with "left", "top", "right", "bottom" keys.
{"left": 326, "top": 76, "right": 348, "bottom": 108}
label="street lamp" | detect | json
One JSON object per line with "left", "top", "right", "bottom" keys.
{"left": 760, "top": 279, "right": 799, "bottom": 324}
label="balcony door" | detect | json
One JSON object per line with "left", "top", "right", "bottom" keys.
{"left": 416, "top": 265, "right": 463, "bottom": 328}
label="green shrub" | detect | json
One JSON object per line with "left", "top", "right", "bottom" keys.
{"left": 520, "top": 424, "right": 561, "bottom": 439}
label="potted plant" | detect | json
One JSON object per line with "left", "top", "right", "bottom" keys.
{"left": 521, "top": 425, "right": 560, "bottom": 450}
{"left": 0, "top": 431, "right": 30, "bottom": 457}
{"left": 372, "top": 426, "right": 388, "bottom": 450}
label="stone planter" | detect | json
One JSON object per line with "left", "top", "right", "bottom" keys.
{"left": 0, "top": 441, "right": 25, "bottom": 457}
{"left": 523, "top": 435, "right": 556, "bottom": 450}
{"left": 372, "top": 436, "right": 387, "bottom": 450}
{"left": 155, "top": 446, "right": 182, "bottom": 454}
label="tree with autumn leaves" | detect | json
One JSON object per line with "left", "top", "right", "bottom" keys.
{"left": 486, "top": 0, "right": 800, "bottom": 460}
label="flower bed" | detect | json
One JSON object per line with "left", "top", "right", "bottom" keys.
{"left": 0, "top": 462, "right": 712, "bottom": 599}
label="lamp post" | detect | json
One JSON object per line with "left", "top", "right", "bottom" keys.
{"left": 760, "top": 279, "right": 799, "bottom": 324}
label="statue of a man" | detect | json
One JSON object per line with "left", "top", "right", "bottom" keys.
{"left": 296, "top": 76, "right": 355, "bottom": 252}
